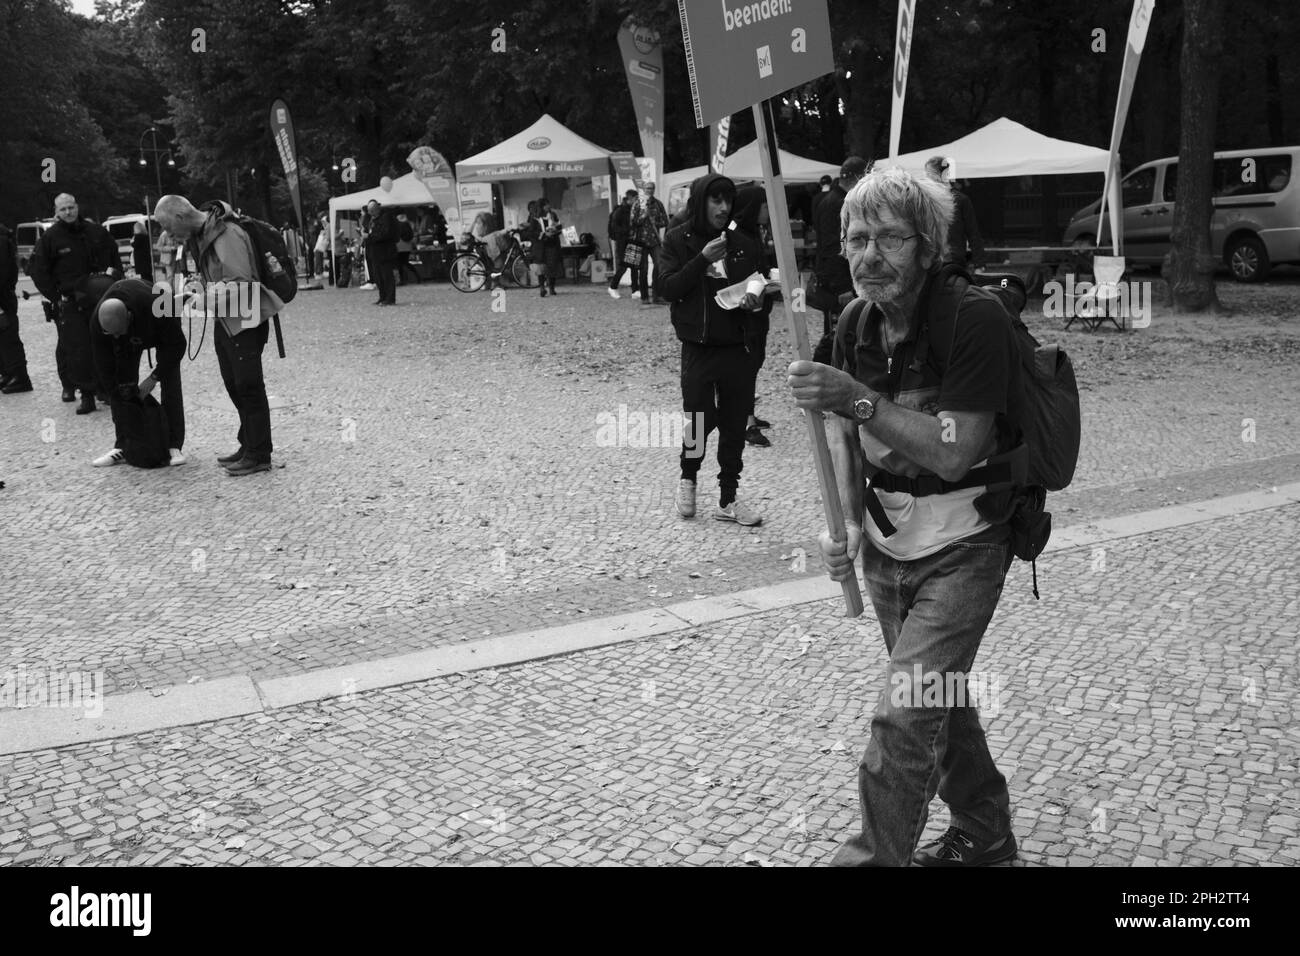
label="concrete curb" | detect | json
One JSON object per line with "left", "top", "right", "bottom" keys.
{"left": 2, "top": 482, "right": 1297, "bottom": 756}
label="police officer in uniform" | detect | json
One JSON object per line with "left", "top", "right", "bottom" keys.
{"left": 29, "top": 193, "right": 123, "bottom": 413}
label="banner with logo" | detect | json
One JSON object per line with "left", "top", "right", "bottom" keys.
{"left": 1097, "top": 0, "right": 1156, "bottom": 255}
{"left": 709, "top": 115, "right": 732, "bottom": 173}
{"left": 677, "top": 0, "right": 835, "bottom": 128}
{"left": 406, "top": 145, "right": 459, "bottom": 221}
{"left": 269, "top": 98, "right": 304, "bottom": 232}
{"left": 888, "top": 0, "right": 916, "bottom": 159}
{"left": 618, "top": 17, "right": 665, "bottom": 187}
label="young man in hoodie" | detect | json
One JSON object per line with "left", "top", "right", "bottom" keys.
{"left": 657, "top": 173, "right": 768, "bottom": 527}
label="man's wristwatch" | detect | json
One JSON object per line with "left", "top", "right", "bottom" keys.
{"left": 852, "top": 394, "right": 878, "bottom": 423}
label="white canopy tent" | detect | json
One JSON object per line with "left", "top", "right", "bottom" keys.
{"left": 327, "top": 171, "right": 442, "bottom": 273}
{"left": 662, "top": 143, "right": 841, "bottom": 216}
{"left": 885, "top": 117, "right": 1111, "bottom": 179}
{"left": 455, "top": 114, "right": 617, "bottom": 245}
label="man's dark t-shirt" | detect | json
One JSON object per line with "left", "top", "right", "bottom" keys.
{"left": 832, "top": 273, "right": 1023, "bottom": 559}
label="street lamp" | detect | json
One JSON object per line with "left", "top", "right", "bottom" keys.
{"left": 138, "top": 126, "right": 175, "bottom": 211}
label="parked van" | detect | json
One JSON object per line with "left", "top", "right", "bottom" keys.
{"left": 15, "top": 220, "right": 53, "bottom": 275}
{"left": 103, "top": 213, "right": 163, "bottom": 276}
{"left": 1063, "top": 146, "right": 1300, "bottom": 282}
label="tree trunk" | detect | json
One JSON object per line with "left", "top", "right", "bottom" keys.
{"left": 1162, "top": 0, "right": 1229, "bottom": 314}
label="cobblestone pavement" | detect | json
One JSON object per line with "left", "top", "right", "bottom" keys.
{"left": 1, "top": 274, "right": 1298, "bottom": 866}
{"left": 0, "top": 504, "right": 1295, "bottom": 867}
{"left": 2, "top": 277, "right": 1298, "bottom": 687}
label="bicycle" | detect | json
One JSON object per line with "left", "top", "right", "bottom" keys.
{"left": 449, "top": 230, "right": 533, "bottom": 292}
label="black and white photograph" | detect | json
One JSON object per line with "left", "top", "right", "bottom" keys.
{"left": 0, "top": 0, "right": 1293, "bottom": 910}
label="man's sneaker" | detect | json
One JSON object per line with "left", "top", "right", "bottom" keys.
{"left": 225, "top": 457, "right": 272, "bottom": 476}
{"left": 913, "top": 828, "right": 1017, "bottom": 867}
{"left": 61, "top": 388, "right": 77, "bottom": 403}
{"left": 92, "top": 448, "right": 125, "bottom": 467}
{"left": 168, "top": 448, "right": 187, "bottom": 466}
{"left": 217, "top": 448, "right": 245, "bottom": 465}
{"left": 745, "top": 425, "right": 771, "bottom": 447}
{"left": 1, "top": 377, "right": 33, "bottom": 394}
{"left": 675, "top": 479, "right": 696, "bottom": 518}
{"left": 714, "top": 499, "right": 762, "bottom": 526}
{"left": 752, "top": 416, "right": 771, "bottom": 429}
{"left": 608, "top": 287, "right": 621, "bottom": 299}
{"left": 359, "top": 282, "right": 376, "bottom": 291}
{"left": 75, "top": 393, "right": 97, "bottom": 415}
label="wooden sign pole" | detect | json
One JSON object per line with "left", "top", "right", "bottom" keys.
{"left": 752, "top": 98, "right": 864, "bottom": 619}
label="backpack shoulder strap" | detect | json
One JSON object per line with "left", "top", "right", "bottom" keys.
{"left": 912, "top": 264, "right": 971, "bottom": 374}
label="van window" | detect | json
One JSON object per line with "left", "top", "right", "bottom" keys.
{"left": 1163, "top": 164, "right": 1178, "bottom": 202}
{"left": 1122, "top": 168, "right": 1156, "bottom": 208}
{"left": 1214, "top": 155, "right": 1292, "bottom": 197}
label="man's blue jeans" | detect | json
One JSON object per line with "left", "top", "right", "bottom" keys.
{"left": 832, "top": 531, "right": 1015, "bottom": 866}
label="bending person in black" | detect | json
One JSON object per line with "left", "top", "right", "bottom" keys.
{"left": 89, "top": 278, "right": 187, "bottom": 468}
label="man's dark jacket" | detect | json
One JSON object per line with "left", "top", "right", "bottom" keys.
{"left": 29, "top": 217, "right": 121, "bottom": 300}
{"left": 609, "top": 202, "right": 632, "bottom": 242}
{"left": 657, "top": 173, "right": 767, "bottom": 349}
{"left": 368, "top": 209, "right": 398, "bottom": 259}
{"left": 90, "top": 279, "right": 186, "bottom": 387}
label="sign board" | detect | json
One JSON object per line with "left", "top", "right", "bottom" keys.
{"left": 677, "top": 0, "right": 834, "bottom": 128}
{"left": 617, "top": 18, "right": 665, "bottom": 164}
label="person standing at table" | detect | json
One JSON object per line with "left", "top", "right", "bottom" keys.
{"left": 536, "top": 198, "right": 562, "bottom": 297}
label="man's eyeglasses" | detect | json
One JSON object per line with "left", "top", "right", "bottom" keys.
{"left": 843, "top": 233, "right": 917, "bottom": 254}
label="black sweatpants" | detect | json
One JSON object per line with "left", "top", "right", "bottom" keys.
{"left": 215, "top": 320, "right": 272, "bottom": 462}
{"left": 679, "top": 340, "right": 759, "bottom": 504}
{"left": 55, "top": 298, "right": 95, "bottom": 391}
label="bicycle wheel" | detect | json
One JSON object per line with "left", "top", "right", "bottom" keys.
{"left": 449, "top": 254, "right": 487, "bottom": 292}
{"left": 507, "top": 255, "right": 531, "bottom": 287}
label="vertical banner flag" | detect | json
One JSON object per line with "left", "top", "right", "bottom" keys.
{"left": 406, "top": 146, "right": 459, "bottom": 226}
{"left": 888, "top": 0, "right": 916, "bottom": 159}
{"left": 709, "top": 115, "right": 732, "bottom": 173}
{"left": 1097, "top": 0, "right": 1156, "bottom": 256}
{"left": 618, "top": 17, "right": 665, "bottom": 188}
{"left": 269, "top": 99, "right": 304, "bottom": 233}
{"left": 677, "top": 0, "right": 861, "bottom": 618}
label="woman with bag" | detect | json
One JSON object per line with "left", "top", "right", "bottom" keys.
{"left": 627, "top": 194, "right": 655, "bottom": 305}
{"left": 536, "top": 198, "right": 562, "bottom": 297}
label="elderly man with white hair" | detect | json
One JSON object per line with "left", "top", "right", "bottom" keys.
{"left": 154, "top": 194, "right": 278, "bottom": 476}
{"left": 788, "top": 166, "right": 1027, "bottom": 867}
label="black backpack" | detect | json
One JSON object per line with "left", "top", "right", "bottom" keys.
{"left": 197, "top": 201, "right": 298, "bottom": 306}
{"left": 118, "top": 394, "right": 171, "bottom": 469}
{"left": 841, "top": 266, "right": 1082, "bottom": 596}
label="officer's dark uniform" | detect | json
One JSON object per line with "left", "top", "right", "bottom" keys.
{"left": 91, "top": 279, "right": 186, "bottom": 452}
{"left": 0, "top": 224, "right": 30, "bottom": 391}
{"left": 29, "top": 216, "right": 122, "bottom": 408}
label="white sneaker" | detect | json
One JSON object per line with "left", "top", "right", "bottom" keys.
{"left": 714, "top": 499, "right": 762, "bottom": 526}
{"left": 360, "top": 282, "right": 376, "bottom": 291}
{"left": 169, "top": 448, "right": 187, "bottom": 466}
{"left": 676, "top": 479, "right": 696, "bottom": 518}
{"left": 92, "top": 449, "right": 124, "bottom": 467}
{"left": 631, "top": 290, "right": 641, "bottom": 299}
{"left": 608, "top": 287, "right": 621, "bottom": 299}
